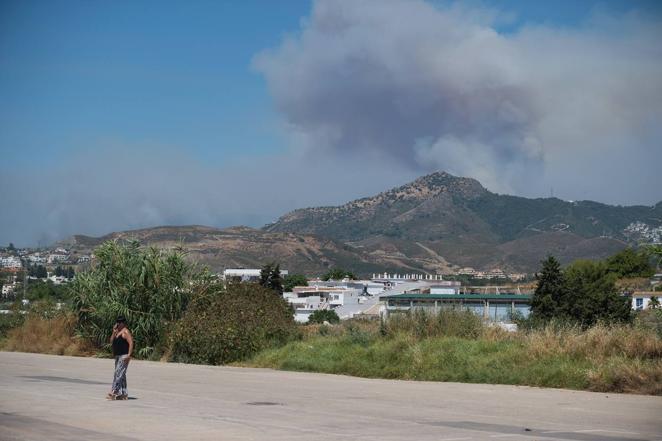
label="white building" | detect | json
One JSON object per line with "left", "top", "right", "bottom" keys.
{"left": 47, "top": 254, "right": 69, "bottom": 264}
{"left": 27, "top": 253, "right": 46, "bottom": 264}
{"left": 429, "top": 281, "right": 462, "bottom": 294}
{"left": 631, "top": 292, "right": 660, "bottom": 311}
{"left": 284, "top": 285, "right": 364, "bottom": 323}
{"left": 2, "top": 283, "right": 17, "bottom": 297}
{"left": 458, "top": 267, "right": 477, "bottom": 276}
{"left": 222, "top": 268, "right": 289, "bottom": 282}
{"left": 47, "top": 275, "right": 68, "bottom": 285}
{"left": 309, "top": 279, "right": 385, "bottom": 296}
{"left": 0, "top": 256, "right": 22, "bottom": 269}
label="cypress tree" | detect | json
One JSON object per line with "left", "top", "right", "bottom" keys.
{"left": 531, "top": 256, "right": 567, "bottom": 321}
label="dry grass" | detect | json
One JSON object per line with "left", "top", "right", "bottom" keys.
{"left": 522, "top": 323, "right": 662, "bottom": 361}
{"left": 2, "top": 313, "right": 93, "bottom": 356}
{"left": 587, "top": 359, "right": 662, "bottom": 395}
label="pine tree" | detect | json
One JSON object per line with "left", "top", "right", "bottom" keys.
{"left": 531, "top": 256, "right": 567, "bottom": 321}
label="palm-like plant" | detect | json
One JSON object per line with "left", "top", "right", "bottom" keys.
{"left": 69, "top": 240, "right": 203, "bottom": 358}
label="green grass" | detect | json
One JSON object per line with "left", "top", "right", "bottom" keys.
{"left": 248, "top": 334, "right": 594, "bottom": 389}
{"left": 243, "top": 312, "right": 662, "bottom": 395}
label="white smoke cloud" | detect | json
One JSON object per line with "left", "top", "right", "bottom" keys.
{"left": 254, "top": 0, "right": 662, "bottom": 202}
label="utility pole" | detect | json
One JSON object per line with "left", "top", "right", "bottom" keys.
{"left": 23, "top": 261, "right": 27, "bottom": 301}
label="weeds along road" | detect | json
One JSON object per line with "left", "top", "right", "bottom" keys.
{"left": 1, "top": 351, "right": 660, "bottom": 441}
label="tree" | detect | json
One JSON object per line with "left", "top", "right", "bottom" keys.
{"left": 564, "top": 260, "right": 631, "bottom": 326}
{"left": 259, "top": 263, "right": 283, "bottom": 295}
{"left": 308, "top": 309, "right": 340, "bottom": 324}
{"left": 649, "top": 296, "right": 660, "bottom": 310}
{"left": 283, "top": 274, "right": 308, "bottom": 292}
{"left": 647, "top": 245, "right": 662, "bottom": 271}
{"left": 321, "top": 268, "right": 356, "bottom": 281}
{"left": 28, "top": 264, "right": 47, "bottom": 279}
{"left": 25, "top": 280, "right": 68, "bottom": 302}
{"left": 606, "top": 248, "right": 654, "bottom": 278}
{"left": 530, "top": 256, "right": 567, "bottom": 321}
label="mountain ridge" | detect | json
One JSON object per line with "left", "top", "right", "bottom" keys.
{"left": 264, "top": 171, "right": 661, "bottom": 271}
{"left": 58, "top": 172, "right": 660, "bottom": 274}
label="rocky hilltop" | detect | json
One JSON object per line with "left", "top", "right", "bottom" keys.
{"left": 266, "top": 171, "right": 662, "bottom": 272}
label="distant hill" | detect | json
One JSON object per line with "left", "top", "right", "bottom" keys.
{"left": 265, "top": 172, "right": 662, "bottom": 272}
{"left": 59, "top": 225, "right": 452, "bottom": 276}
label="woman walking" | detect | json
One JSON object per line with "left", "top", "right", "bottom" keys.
{"left": 108, "top": 316, "right": 133, "bottom": 400}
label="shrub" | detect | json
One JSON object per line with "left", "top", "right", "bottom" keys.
{"left": 69, "top": 241, "right": 204, "bottom": 358}
{"left": 636, "top": 309, "right": 662, "bottom": 337}
{"left": 0, "top": 303, "right": 25, "bottom": 339}
{"left": 283, "top": 274, "right": 308, "bottom": 292}
{"left": 168, "top": 282, "right": 297, "bottom": 365}
{"left": 321, "top": 268, "right": 356, "bottom": 281}
{"left": 308, "top": 309, "right": 340, "bottom": 324}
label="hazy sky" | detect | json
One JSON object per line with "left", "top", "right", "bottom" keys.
{"left": 1, "top": 0, "right": 661, "bottom": 246}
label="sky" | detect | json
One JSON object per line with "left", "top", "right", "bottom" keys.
{"left": 1, "top": 0, "right": 661, "bottom": 246}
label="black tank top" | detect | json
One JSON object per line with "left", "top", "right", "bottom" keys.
{"left": 112, "top": 334, "right": 129, "bottom": 356}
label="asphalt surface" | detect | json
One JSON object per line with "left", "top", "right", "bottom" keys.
{"left": 1, "top": 351, "right": 661, "bottom": 441}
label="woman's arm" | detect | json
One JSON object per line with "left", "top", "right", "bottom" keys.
{"left": 124, "top": 329, "right": 134, "bottom": 359}
{"left": 109, "top": 324, "right": 118, "bottom": 344}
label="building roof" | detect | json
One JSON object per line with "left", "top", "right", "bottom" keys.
{"left": 380, "top": 293, "right": 532, "bottom": 301}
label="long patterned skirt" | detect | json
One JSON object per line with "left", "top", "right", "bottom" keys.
{"left": 111, "top": 355, "right": 129, "bottom": 397}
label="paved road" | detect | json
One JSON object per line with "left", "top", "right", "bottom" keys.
{"left": 1, "top": 352, "right": 660, "bottom": 441}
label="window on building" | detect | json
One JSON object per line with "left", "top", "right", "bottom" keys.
{"left": 635, "top": 298, "right": 644, "bottom": 310}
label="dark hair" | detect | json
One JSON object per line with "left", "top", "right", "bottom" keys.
{"left": 115, "top": 316, "right": 127, "bottom": 324}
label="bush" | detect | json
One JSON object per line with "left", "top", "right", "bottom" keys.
{"left": 321, "top": 268, "right": 356, "bottom": 281}
{"left": 25, "top": 280, "right": 69, "bottom": 302}
{"left": 69, "top": 241, "right": 203, "bottom": 358}
{"left": 168, "top": 282, "right": 296, "bottom": 365}
{"left": 308, "top": 309, "right": 340, "bottom": 324}
{"left": 636, "top": 309, "right": 662, "bottom": 337}
{"left": 283, "top": 274, "right": 308, "bottom": 292}
{"left": 0, "top": 309, "right": 24, "bottom": 339}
